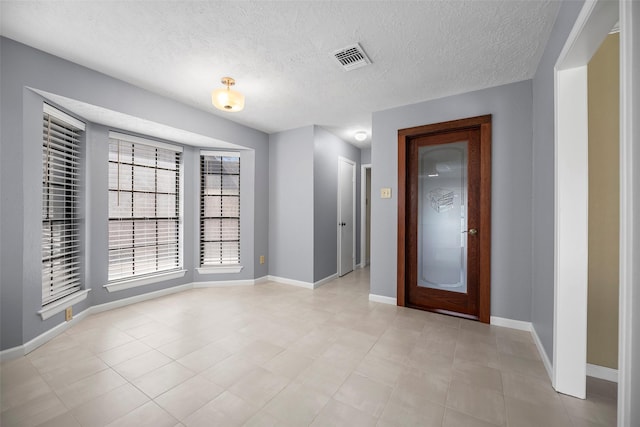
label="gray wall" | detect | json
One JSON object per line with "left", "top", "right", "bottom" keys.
{"left": 361, "top": 148, "right": 371, "bottom": 165}
{"left": 312, "top": 126, "right": 361, "bottom": 282}
{"left": 370, "top": 80, "right": 534, "bottom": 321}
{"left": 530, "top": 0, "right": 584, "bottom": 361}
{"left": 0, "top": 37, "right": 269, "bottom": 350}
{"left": 268, "top": 126, "right": 315, "bottom": 283}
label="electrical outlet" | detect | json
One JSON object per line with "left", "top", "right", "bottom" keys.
{"left": 65, "top": 307, "right": 73, "bottom": 322}
{"left": 259, "top": 255, "right": 265, "bottom": 264}
{"left": 380, "top": 188, "right": 392, "bottom": 199}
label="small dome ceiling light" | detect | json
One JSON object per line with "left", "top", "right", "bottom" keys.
{"left": 354, "top": 131, "right": 367, "bottom": 142}
{"left": 212, "top": 77, "right": 245, "bottom": 112}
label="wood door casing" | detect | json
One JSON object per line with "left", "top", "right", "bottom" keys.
{"left": 397, "top": 115, "right": 492, "bottom": 323}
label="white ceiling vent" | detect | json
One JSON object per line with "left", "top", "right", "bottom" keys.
{"left": 332, "top": 43, "right": 371, "bottom": 71}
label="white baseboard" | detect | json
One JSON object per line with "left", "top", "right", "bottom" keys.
{"left": 369, "top": 294, "right": 396, "bottom": 305}
{"left": 254, "top": 276, "right": 269, "bottom": 284}
{"left": 531, "top": 325, "right": 554, "bottom": 381}
{"left": 0, "top": 345, "right": 26, "bottom": 362}
{"left": 314, "top": 273, "right": 338, "bottom": 289}
{"left": 92, "top": 283, "right": 193, "bottom": 315}
{"left": 587, "top": 363, "right": 618, "bottom": 383}
{"left": 490, "top": 316, "right": 532, "bottom": 331}
{"left": 267, "top": 275, "right": 315, "bottom": 289}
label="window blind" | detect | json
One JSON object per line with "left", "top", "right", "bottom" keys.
{"left": 200, "top": 152, "right": 240, "bottom": 266}
{"left": 108, "top": 135, "right": 182, "bottom": 282}
{"left": 42, "top": 106, "right": 84, "bottom": 306}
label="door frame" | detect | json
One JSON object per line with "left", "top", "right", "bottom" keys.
{"left": 552, "top": 0, "right": 619, "bottom": 400}
{"left": 397, "top": 115, "right": 492, "bottom": 323}
{"left": 337, "top": 156, "right": 356, "bottom": 276}
{"left": 360, "top": 163, "right": 371, "bottom": 268}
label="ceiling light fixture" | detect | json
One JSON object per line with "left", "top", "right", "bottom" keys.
{"left": 212, "top": 77, "right": 244, "bottom": 112}
{"left": 354, "top": 131, "right": 367, "bottom": 142}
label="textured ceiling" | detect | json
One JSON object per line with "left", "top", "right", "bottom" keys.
{"left": 1, "top": 1, "right": 560, "bottom": 148}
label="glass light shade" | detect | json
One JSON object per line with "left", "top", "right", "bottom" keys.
{"left": 212, "top": 88, "right": 245, "bottom": 112}
{"left": 354, "top": 131, "right": 367, "bottom": 142}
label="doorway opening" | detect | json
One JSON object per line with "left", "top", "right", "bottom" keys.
{"left": 360, "top": 164, "right": 371, "bottom": 268}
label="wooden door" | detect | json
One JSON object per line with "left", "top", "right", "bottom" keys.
{"left": 398, "top": 115, "right": 491, "bottom": 322}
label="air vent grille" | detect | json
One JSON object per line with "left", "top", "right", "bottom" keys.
{"left": 332, "top": 43, "right": 371, "bottom": 71}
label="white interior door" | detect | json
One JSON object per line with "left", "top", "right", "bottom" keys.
{"left": 338, "top": 157, "right": 355, "bottom": 276}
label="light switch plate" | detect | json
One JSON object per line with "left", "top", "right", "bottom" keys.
{"left": 380, "top": 188, "right": 392, "bottom": 199}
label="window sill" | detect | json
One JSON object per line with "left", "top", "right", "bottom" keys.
{"left": 38, "top": 289, "right": 91, "bottom": 320}
{"left": 104, "top": 270, "right": 187, "bottom": 293}
{"left": 197, "top": 265, "right": 244, "bottom": 274}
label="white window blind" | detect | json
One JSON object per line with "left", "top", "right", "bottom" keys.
{"left": 200, "top": 152, "right": 240, "bottom": 266}
{"left": 42, "top": 105, "right": 85, "bottom": 306}
{"left": 108, "top": 134, "right": 182, "bottom": 282}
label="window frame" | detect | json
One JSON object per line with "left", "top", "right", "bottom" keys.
{"left": 104, "top": 131, "right": 185, "bottom": 291}
{"left": 197, "top": 150, "right": 243, "bottom": 274}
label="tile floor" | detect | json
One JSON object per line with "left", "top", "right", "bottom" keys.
{"left": 1, "top": 268, "right": 617, "bottom": 426}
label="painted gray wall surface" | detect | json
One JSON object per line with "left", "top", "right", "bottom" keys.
{"left": 0, "top": 37, "right": 269, "bottom": 350}
{"left": 530, "top": 0, "right": 584, "bottom": 362}
{"left": 312, "top": 126, "right": 361, "bottom": 282}
{"left": 361, "top": 148, "right": 371, "bottom": 165}
{"left": 268, "top": 126, "right": 314, "bottom": 283}
{"left": 370, "top": 80, "right": 534, "bottom": 321}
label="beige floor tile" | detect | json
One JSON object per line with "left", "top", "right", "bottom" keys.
{"left": 105, "top": 401, "right": 178, "bottom": 427}
{"left": 560, "top": 394, "right": 617, "bottom": 426}
{"left": 229, "top": 367, "right": 290, "bottom": 407}
{"left": 586, "top": 376, "right": 617, "bottom": 400}
{"left": 34, "top": 411, "right": 82, "bottom": 427}
{"left": 452, "top": 360, "right": 503, "bottom": 393}
{"left": 295, "top": 358, "right": 353, "bottom": 396}
{"left": 501, "top": 371, "right": 562, "bottom": 407}
{"left": 40, "top": 356, "right": 109, "bottom": 389}
{"left": 497, "top": 353, "right": 549, "bottom": 380}
{"left": 333, "top": 372, "right": 392, "bottom": 417}
{"left": 242, "top": 410, "right": 285, "bottom": 427}
{"left": 69, "top": 327, "right": 136, "bottom": 353}
{"left": 378, "top": 399, "right": 445, "bottom": 427}
{"left": 112, "top": 350, "right": 172, "bottom": 381}
{"left": 97, "top": 341, "right": 153, "bottom": 367}
{"left": 504, "top": 395, "right": 572, "bottom": 427}
{"left": 0, "top": 391, "right": 67, "bottom": 427}
{"left": 406, "top": 346, "right": 455, "bottom": 377}
{"left": 262, "top": 349, "right": 315, "bottom": 379}
{"left": 54, "top": 368, "right": 127, "bottom": 409}
{"left": 443, "top": 408, "right": 501, "bottom": 427}
{"left": 1, "top": 372, "right": 53, "bottom": 412}
{"left": 156, "top": 336, "right": 213, "bottom": 360}
{"left": 310, "top": 398, "right": 377, "bottom": 427}
{"left": 183, "top": 391, "right": 258, "bottom": 427}
{"left": 391, "top": 370, "right": 450, "bottom": 408}
{"left": 175, "top": 342, "right": 232, "bottom": 373}
{"left": 262, "top": 382, "right": 330, "bottom": 425}
{"left": 496, "top": 337, "right": 541, "bottom": 361}
{"left": 155, "top": 375, "right": 224, "bottom": 421}
{"left": 200, "top": 354, "right": 258, "bottom": 388}
{"left": 130, "top": 361, "right": 195, "bottom": 398}
{"left": 445, "top": 379, "right": 506, "bottom": 426}
{"left": 71, "top": 383, "right": 149, "bottom": 427}
{"left": 235, "top": 340, "right": 285, "bottom": 365}
{"left": 354, "top": 354, "right": 404, "bottom": 387}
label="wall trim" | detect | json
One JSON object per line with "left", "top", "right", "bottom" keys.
{"left": 531, "top": 324, "right": 554, "bottom": 381}
{"left": 254, "top": 276, "right": 269, "bottom": 284}
{"left": 267, "top": 275, "right": 314, "bottom": 289}
{"left": 369, "top": 294, "right": 396, "bottom": 305}
{"left": 103, "top": 269, "right": 187, "bottom": 293}
{"left": 586, "top": 363, "right": 618, "bottom": 383}
{"left": 92, "top": 283, "right": 193, "bottom": 315}
{"left": 490, "top": 316, "right": 532, "bottom": 331}
{"left": 37, "top": 288, "right": 91, "bottom": 320}
{"left": 24, "top": 307, "right": 93, "bottom": 354}
{"left": 0, "top": 346, "right": 24, "bottom": 362}
{"left": 314, "top": 273, "right": 338, "bottom": 289}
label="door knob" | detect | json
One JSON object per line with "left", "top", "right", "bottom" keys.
{"left": 468, "top": 228, "right": 477, "bottom": 235}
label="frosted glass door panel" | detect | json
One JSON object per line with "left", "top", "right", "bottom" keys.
{"left": 418, "top": 141, "right": 468, "bottom": 293}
